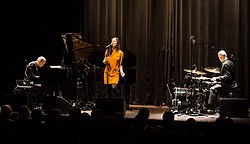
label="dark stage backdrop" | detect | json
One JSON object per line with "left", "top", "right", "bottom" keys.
{"left": 81, "top": 0, "right": 250, "bottom": 106}
{"left": 3, "top": 0, "right": 83, "bottom": 98}
{"left": 3, "top": 0, "right": 250, "bottom": 106}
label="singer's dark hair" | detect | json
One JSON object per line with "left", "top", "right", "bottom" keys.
{"left": 111, "top": 36, "right": 121, "bottom": 51}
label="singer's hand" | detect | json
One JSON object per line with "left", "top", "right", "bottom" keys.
{"left": 120, "top": 71, "right": 125, "bottom": 77}
{"left": 105, "top": 57, "right": 110, "bottom": 64}
{"left": 120, "top": 66, "right": 125, "bottom": 77}
{"left": 103, "top": 57, "right": 110, "bottom": 64}
{"left": 106, "top": 57, "right": 110, "bottom": 62}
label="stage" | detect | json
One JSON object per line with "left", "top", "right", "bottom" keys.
{"left": 82, "top": 104, "right": 250, "bottom": 125}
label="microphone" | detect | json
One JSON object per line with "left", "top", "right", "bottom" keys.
{"left": 189, "top": 35, "right": 196, "bottom": 44}
{"left": 190, "top": 35, "right": 194, "bottom": 40}
{"left": 105, "top": 43, "right": 112, "bottom": 49}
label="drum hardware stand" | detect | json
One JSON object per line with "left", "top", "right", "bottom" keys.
{"left": 84, "top": 58, "right": 99, "bottom": 103}
{"left": 189, "top": 89, "right": 208, "bottom": 116}
{"left": 185, "top": 80, "right": 208, "bottom": 116}
{"left": 166, "top": 83, "right": 178, "bottom": 112}
{"left": 81, "top": 63, "right": 97, "bottom": 111}
{"left": 76, "top": 58, "right": 95, "bottom": 110}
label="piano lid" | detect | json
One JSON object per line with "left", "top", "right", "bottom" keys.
{"left": 73, "top": 46, "right": 105, "bottom": 68}
{"left": 62, "top": 33, "right": 136, "bottom": 68}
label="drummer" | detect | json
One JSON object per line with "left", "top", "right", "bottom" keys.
{"left": 206, "top": 50, "right": 239, "bottom": 114}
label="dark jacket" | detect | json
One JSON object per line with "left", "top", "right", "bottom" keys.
{"left": 216, "top": 59, "right": 238, "bottom": 89}
{"left": 24, "top": 61, "right": 40, "bottom": 85}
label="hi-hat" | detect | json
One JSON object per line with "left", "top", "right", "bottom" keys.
{"left": 204, "top": 67, "right": 220, "bottom": 74}
{"left": 183, "top": 69, "right": 206, "bottom": 75}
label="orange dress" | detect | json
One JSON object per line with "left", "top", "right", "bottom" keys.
{"left": 103, "top": 48, "right": 124, "bottom": 84}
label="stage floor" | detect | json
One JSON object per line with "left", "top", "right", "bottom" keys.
{"left": 82, "top": 104, "right": 250, "bottom": 125}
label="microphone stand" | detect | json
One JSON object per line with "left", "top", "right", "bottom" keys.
{"left": 189, "top": 37, "right": 208, "bottom": 116}
{"left": 105, "top": 46, "right": 112, "bottom": 98}
{"left": 194, "top": 42, "right": 213, "bottom": 115}
{"left": 159, "top": 46, "right": 168, "bottom": 108}
{"left": 188, "top": 35, "right": 196, "bottom": 114}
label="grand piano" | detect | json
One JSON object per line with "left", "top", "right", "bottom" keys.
{"left": 40, "top": 33, "right": 136, "bottom": 103}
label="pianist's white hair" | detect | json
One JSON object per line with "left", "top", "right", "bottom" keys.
{"left": 37, "top": 56, "right": 46, "bottom": 62}
{"left": 218, "top": 50, "right": 227, "bottom": 57}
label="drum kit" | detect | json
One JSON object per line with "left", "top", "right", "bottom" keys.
{"left": 173, "top": 66, "right": 220, "bottom": 114}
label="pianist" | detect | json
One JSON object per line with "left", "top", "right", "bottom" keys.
{"left": 23, "top": 56, "right": 46, "bottom": 108}
{"left": 24, "top": 56, "right": 46, "bottom": 85}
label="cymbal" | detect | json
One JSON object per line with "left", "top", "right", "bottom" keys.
{"left": 204, "top": 67, "right": 220, "bottom": 74}
{"left": 183, "top": 69, "right": 206, "bottom": 75}
{"left": 193, "top": 76, "right": 211, "bottom": 80}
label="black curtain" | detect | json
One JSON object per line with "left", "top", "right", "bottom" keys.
{"left": 81, "top": 0, "right": 249, "bottom": 106}
{"left": 4, "top": 0, "right": 249, "bottom": 107}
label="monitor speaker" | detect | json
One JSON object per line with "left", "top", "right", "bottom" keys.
{"left": 95, "top": 97, "right": 126, "bottom": 116}
{"left": 219, "top": 98, "right": 249, "bottom": 118}
{"left": 43, "top": 96, "right": 72, "bottom": 114}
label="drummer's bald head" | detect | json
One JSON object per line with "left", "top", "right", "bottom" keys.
{"left": 218, "top": 50, "right": 227, "bottom": 57}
